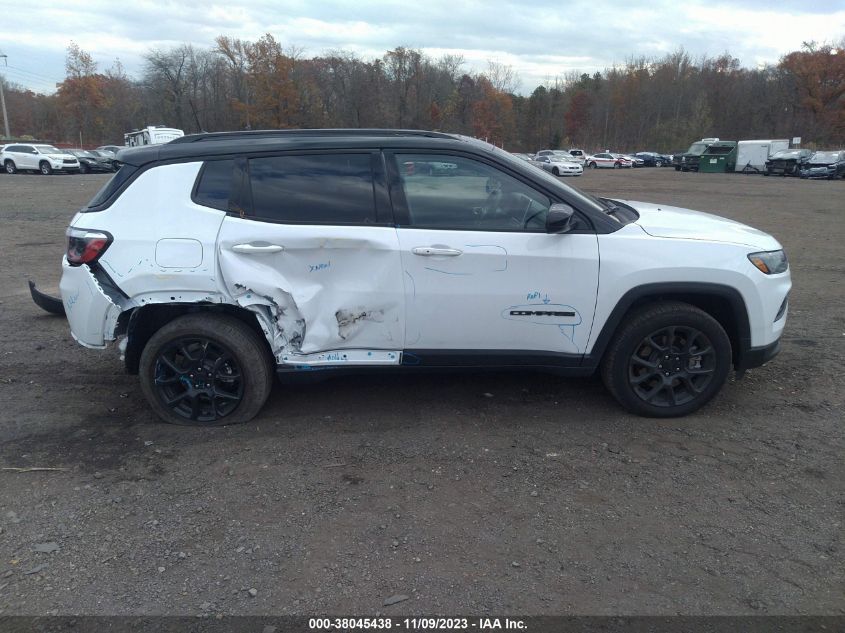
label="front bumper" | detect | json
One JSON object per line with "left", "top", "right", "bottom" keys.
{"left": 800, "top": 167, "right": 837, "bottom": 179}
{"left": 737, "top": 339, "right": 781, "bottom": 371}
{"left": 51, "top": 162, "right": 80, "bottom": 172}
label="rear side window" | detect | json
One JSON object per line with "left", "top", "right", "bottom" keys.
{"left": 83, "top": 164, "right": 139, "bottom": 211}
{"left": 193, "top": 159, "right": 236, "bottom": 211}
{"left": 248, "top": 154, "right": 376, "bottom": 224}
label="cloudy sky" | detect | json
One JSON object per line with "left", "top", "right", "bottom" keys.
{"left": 1, "top": 0, "right": 844, "bottom": 94}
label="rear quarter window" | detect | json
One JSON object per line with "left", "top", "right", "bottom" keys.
{"left": 193, "top": 159, "right": 237, "bottom": 211}
{"left": 82, "top": 164, "right": 140, "bottom": 212}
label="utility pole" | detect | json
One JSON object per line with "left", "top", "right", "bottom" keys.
{"left": 0, "top": 52, "right": 10, "bottom": 139}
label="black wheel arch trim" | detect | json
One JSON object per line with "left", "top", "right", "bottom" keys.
{"left": 583, "top": 282, "right": 753, "bottom": 370}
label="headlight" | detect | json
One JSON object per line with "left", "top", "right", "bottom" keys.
{"left": 748, "top": 250, "right": 788, "bottom": 274}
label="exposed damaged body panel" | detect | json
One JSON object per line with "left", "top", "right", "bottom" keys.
{"left": 59, "top": 260, "right": 131, "bottom": 348}
{"left": 217, "top": 218, "right": 405, "bottom": 365}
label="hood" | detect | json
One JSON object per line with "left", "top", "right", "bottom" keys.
{"left": 621, "top": 200, "right": 781, "bottom": 249}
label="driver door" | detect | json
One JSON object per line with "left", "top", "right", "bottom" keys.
{"left": 388, "top": 151, "right": 599, "bottom": 357}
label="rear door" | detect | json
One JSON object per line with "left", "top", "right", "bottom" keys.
{"left": 215, "top": 151, "right": 405, "bottom": 367}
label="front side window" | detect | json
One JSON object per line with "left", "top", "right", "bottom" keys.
{"left": 249, "top": 154, "right": 376, "bottom": 224}
{"left": 393, "top": 154, "right": 551, "bottom": 231}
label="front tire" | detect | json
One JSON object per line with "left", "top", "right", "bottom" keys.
{"left": 589, "top": 161, "right": 597, "bottom": 169}
{"left": 39, "top": 162, "right": 53, "bottom": 175}
{"left": 4, "top": 160, "right": 17, "bottom": 174}
{"left": 139, "top": 313, "right": 274, "bottom": 426}
{"left": 600, "top": 301, "right": 731, "bottom": 417}
{"left": 553, "top": 167, "right": 560, "bottom": 176}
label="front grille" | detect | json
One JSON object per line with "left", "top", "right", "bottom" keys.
{"left": 63, "top": 159, "right": 76, "bottom": 164}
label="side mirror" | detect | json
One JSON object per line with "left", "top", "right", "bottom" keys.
{"left": 546, "top": 203, "right": 576, "bottom": 234}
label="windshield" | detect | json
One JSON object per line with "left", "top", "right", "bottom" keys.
{"left": 35, "top": 145, "right": 62, "bottom": 154}
{"left": 706, "top": 145, "right": 734, "bottom": 155}
{"left": 771, "top": 150, "right": 802, "bottom": 159}
{"left": 71, "top": 150, "right": 95, "bottom": 158}
{"left": 809, "top": 152, "right": 840, "bottom": 163}
{"left": 686, "top": 143, "right": 707, "bottom": 155}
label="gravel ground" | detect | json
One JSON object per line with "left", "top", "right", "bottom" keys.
{"left": 0, "top": 168, "right": 842, "bottom": 616}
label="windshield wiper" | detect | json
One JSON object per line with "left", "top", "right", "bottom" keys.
{"left": 598, "top": 197, "right": 622, "bottom": 214}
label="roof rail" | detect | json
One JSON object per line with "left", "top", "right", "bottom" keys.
{"left": 169, "top": 128, "right": 457, "bottom": 144}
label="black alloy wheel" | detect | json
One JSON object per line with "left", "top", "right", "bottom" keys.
{"left": 627, "top": 325, "right": 716, "bottom": 408}
{"left": 600, "top": 301, "right": 731, "bottom": 417}
{"left": 153, "top": 337, "right": 244, "bottom": 423}
{"left": 139, "top": 313, "right": 274, "bottom": 426}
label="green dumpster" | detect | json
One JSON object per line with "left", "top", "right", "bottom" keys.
{"left": 699, "top": 141, "right": 737, "bottom": 173}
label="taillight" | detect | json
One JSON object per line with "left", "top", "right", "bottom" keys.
{"left": 66, "top": 227, "right": 112, "bottom": 266}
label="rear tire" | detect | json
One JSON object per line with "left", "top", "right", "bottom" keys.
{"left": 4, "top": 160, "right": 17, "bottom": 174}
{"left": 139, "top": 313, "right": 274, "bottom": 426}
{"left": 600, "top": 301, "right": 732, "bottom": 417}
{"left": 39, "top": 162, "right": 52, "bottom": 175}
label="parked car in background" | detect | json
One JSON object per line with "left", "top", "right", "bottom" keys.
{"left": 799, "top": 151, "right": 845, "bottom": 180}
{"left": 1, "top": 143, "right": 80, "bottom": 174}
{"left": 618, "top": 154, "right": 644, "bottom": 167}
{"left": 567, "top": 149, "right": 586, "bottom": 165}
{"left": 532, "top": 154, "right": 583, "bottom": 176}
{"left": 511, "top": 153, "right": 535, "bottom": 163}
{"left": 35, "top": 128, "right": 790, "bottom": 424}
{"left": 585, "top": 152, "right": 629, "bottom": 169}
{"left": 634, "top": 152, "right": 672, "bottom": 167}
{"left": 66, "top": 149, "right": 116, "bottom": 174}
{"left": 535, "top": 149, "right": 572, "bottom": 160}
{"left": 764, "top": 149, "right": 812, "bottom": 176}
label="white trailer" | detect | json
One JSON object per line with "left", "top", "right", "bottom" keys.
{"left": 735, "top": 139, "right": 790, "bottom": 173}
{"left": 124, "top": 126, "right": 184, "bottom": 147}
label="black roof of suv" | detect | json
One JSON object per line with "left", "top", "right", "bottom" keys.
{"left": 117, "top": 129, "right": 476, "bottom": 167}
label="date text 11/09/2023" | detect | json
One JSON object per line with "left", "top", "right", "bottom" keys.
{"left": 309, "top": 617, "right": 527, "bottom": 630}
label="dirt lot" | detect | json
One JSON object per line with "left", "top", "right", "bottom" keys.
{"left": 0, "top": 168, "right": 842, "bottom": 616}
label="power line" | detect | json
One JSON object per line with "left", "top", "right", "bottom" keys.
{"left": 6, "top": 64, "right": 64, "bottom": 84}
{"left": 1, "top": 69, "right": 58, "bottom": 92}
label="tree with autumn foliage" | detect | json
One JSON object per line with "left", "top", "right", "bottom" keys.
{"left": 7, "top": 38, "right": 845, "bottom": 150}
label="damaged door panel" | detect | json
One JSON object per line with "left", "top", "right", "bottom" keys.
{"left": 217, "top": 220, "right": 405, "bottom": 364}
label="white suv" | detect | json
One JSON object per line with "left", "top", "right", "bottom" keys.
{"left": 2, "top": 143, "right": 80, "bottom": 174}
{"left": 35, "top": 130, "right": 790, "bottom": 425}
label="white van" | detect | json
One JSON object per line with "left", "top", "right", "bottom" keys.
{"left": 124, "top": 126, "right": 185, "bottom": 147}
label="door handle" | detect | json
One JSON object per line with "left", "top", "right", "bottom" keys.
{"left": 232, "top": 243, "right": 285, "bottom": 254}
{"left": 412, "top": 247, "right": 462, "bottom": 257}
